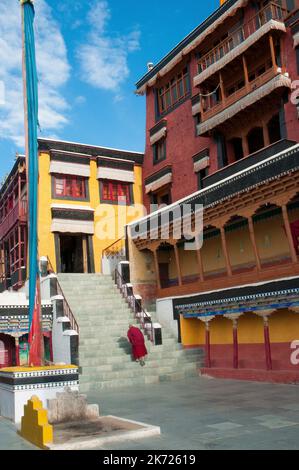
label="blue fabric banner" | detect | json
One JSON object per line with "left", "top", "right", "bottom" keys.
{"left": 22, "top": 0, "right": 39, "bottom": 333}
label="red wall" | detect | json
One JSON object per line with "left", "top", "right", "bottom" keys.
{"left": 143, "top": 56, "right": 214, "bottom": 212}
{"left": 282, "top": 28, "right": 299, "bottom": 142}
{"left": 197, "top": 342, "right": 299, "bottom": 371}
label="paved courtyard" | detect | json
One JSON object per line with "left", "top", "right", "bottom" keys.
{"left": 1, "top": 376, "right": 299, "bottom": 450}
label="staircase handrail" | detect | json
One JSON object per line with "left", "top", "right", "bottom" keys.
{"left": 46, "top": 257, "right": 79, "bottom": 336}
{"left": 103, "top": 237, "right": 126, "bottom": 259}
{"left": 114, "top": 268, "right": 155, "bottom": 343}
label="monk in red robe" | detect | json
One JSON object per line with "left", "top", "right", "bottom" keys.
{"left": 127, "top": 324, "right": 148, "bottom": 366}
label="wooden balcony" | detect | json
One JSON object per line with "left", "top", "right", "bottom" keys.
{"left": 197, "top": 67, "right": 291, "bottom": 136}
{"left": 157, "top": 258, "right": 299, "bottom": 299}
{"left": 0, "top": 199, "right": 27, "bottom": 240}
{"left": 195, "top": 2, "right": 287, "bottom": 86}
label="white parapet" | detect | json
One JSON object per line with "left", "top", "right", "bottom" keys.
{"left": 0, "top": 366, "right": 79, "bottom": 424}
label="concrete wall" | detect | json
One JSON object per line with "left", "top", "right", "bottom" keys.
{"left": 127, "top": 231, "right": 157, "bottom": 302}
{"left": 156, "top": 298, "right": 178, "bottom": 339}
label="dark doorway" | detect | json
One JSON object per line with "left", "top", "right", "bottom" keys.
{"left": 0, "top": 334, "right": 14, "bottom": 368}
{"left": 247, "top": 127, "right": 264, "bottom": 154}
{"left": 268, "top": 114, "right": 281, "bottom": 144}
{"left": 159, "top": 263, "right": 170, "bottom": 289}
{"left": 60, "top": 234, "right": 84, "bottom": 273}
{"left": 230, "top": 137, "right": 244, "bottom": 162}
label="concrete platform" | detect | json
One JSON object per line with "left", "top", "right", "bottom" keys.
{"left": 47, "top": 416, "right": 161, "bottom": 450}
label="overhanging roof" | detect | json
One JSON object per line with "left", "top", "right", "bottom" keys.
{"left": 38, "top": 138, "right": 144, "bottom": 165}
{"left": 172, "top": 276, "right": 299, "bottom": 318}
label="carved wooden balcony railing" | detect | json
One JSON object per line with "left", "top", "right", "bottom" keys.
{"left": 197, "top": 2, "right": 287, "bottom": 77}
{"left": 202, "top": 63, "right": 276, "bottom": 118}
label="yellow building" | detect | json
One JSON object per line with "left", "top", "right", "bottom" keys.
{"left": 38, "top": 138, "right": 144, "bottom": 274}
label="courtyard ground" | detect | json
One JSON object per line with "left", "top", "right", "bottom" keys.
{"left": 0, "top": 376, "right": 298, "bottom": 450}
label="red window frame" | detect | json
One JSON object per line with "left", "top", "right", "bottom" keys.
{"left": 53, "top": 175, "right": 87, "bottom": 199}
{"left": 101, "top": 181, "right": 132, "bottom": 205}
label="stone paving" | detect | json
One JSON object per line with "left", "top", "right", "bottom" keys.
{"left": 0, "top": 417, "right": 36, "bottom": 450}
{"left": 1, "top": 376, "right": 299, "bottom": 450}
{"left": 88, "top": 377, "right": 299, "bottom": 450}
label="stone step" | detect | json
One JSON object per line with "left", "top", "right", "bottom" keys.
{"left": 79, "top": 351, "right": 201, "bottom": 364}
{"left": 81, "top": 356, "right": 201, "bottom": 371}
{"left": 78, "top": 321, "right": 133, "bottom": 328}
{"left": 79, "top": 376, "right": 158, "bottom": 392}
{"left": 80, "top": 365, "right": 198, "bottom": 382}
{"left": 58, "top": 279, "right": 115, "bottom": 285}
{"left": 79, "top": 370, "right": 199, "bottom": 392}
{"left": 79, "top": 336, "right": 178, "bottom": 346}
{"left": 58, "top": 274, "right": 204, "bottom": 391}
{"left": 61, "top": 287, "right": 119, "bottom": 294}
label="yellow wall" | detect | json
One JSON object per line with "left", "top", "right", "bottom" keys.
{"left": 226, "top": 227, "right": 255, "bottom": 266}
{"left": 201, "top": 235, "right": 226, "bottom": 273}
{"left": 38, "top": 152, "right": 56, "bottom": 270}
{"left": 171, "top": 216, "right": 294, "bottom": 280}
{"left": 177, "top": 250, "right": 199, "bottom": 278}
{"left": 180, "top": 317, "right": 205, "bottom": 345}
{"left": 270, "top": 310, "right": 299, "bottom": 343}
{"left": 38, "top": 151, "right": 144, "bottom": 274}
{"left": 181, "top": 310, "right": 299, "bottom": 347}
{"left": 254, "top": 215, "right": 290, "bottom": 260}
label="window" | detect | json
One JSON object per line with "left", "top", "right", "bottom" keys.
{"left": 101, "top": 181, "right": 132, "bottom": 205}
{"left": 53, "top": 175, "right": 87, "bottom": 199}
{"left": 151, "top": 188, "right": 171, "bottom": 209}
{"left": 158, "top": 67, "right": 190, "bottom": 115}
{"left": 153, "top": 139, "right": 166, "bottom": 164}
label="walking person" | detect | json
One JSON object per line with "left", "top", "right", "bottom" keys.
{"left": 127, "top": 324, "right": 148, "bottom": 366}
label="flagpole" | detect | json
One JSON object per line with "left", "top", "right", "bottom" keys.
{"left": 20, "top": 0, "right": 44, "bottom": 367}
{"left": 21, "top": 1, "right": 29, "bottom": 183}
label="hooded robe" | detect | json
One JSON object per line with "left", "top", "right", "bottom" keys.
{"left": 127, "top": 326, "right": 148, "bottom": 360}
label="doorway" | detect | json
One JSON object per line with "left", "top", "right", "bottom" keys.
{"left": 57, "top": 234, "right": 94, "bottom": 274}
{"left": 0, "top": 334, "right": 14, "bottom": 368}
{"left": 159, "top": 263, "right": 170, "bottom": 288}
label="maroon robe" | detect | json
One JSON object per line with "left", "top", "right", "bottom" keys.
{"left": 127, "top": 326, "right": 148, "bottom": 360}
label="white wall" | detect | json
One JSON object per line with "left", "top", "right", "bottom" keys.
{"left": 156, "top": 298, "right": 178, "bottom": 340}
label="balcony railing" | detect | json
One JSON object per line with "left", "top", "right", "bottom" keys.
{"left": 197, "top": 2, "right": 286, "bottom": 76}
{"left": 103, "top": 237, "right": 126, "bottom": 259}
{"left": 201, "top": 64, "right": 281, "bottom": 124}
{"left": 0, "top": 199, "right": 27, "bottom": 240}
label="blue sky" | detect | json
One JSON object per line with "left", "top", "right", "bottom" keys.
{"left": 0, "top": 0, "right": 219, "bottom": 180}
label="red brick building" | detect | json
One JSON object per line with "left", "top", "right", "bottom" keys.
{"left": 129, "top": 0, "right": 299, "bottom": 383}
{"left": 137, "top": 0, "right": 299, "bottom": 210}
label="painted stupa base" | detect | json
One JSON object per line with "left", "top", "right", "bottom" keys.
{"left": 0, "top": 365, "right": 79, "bottom": 424}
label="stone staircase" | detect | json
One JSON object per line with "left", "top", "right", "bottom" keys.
{"left": 57, "top": 274, "right": 204, "bottom": 392}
